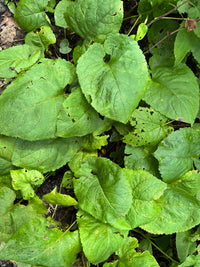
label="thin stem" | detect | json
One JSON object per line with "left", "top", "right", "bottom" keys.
{"left": 147, "top": 0, "right": 191, "bottom": 27}
{"left": 133, "top": 229, "right": 180, "bottom": 264}
{"left": 144, "top": 26, "right": 184, "bottom": 55}
{"left": 127, "top": 15, "right": 141, "bottom": 36}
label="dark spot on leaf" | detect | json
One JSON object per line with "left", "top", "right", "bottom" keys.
{"left": 141, "top": 129, "right": 144, "bottom": 132}
{"left": 91, "top": 171, "right": 97, "bottom": 175}
{"left": 150, "top": 111, "right": 153, "bottom": 115}
{"left": 44, "top": 236, "right": 47, "bottom": 239}
{"left": 67, "top": 113, "right": 70, "bottom": 117}
{"left": 38, "top": 61, "right": 42, "bottom": 65}
{"left": 103, "top": 54, "right": 111, "bottom": 63}
{"left": 159, "top": 29, "right": 164, "bottom": 33}
{"left": 111, "top": 12, "right": 117, "bottom": 16}
{"left": 72, "top": 118, "right": 76, "bottom": 123}
{"left": 3, "top": 146, "right": 6, "bottom": 149}
{"left": 10, "top": 67, "right": 15, "bottom": 71}
{"left": 25, "top": 170, "right": 27, "bottom": 172}
{"left": 28, "top": 54, "right": 31, "bottom": 58}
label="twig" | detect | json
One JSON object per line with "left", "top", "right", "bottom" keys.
{"left": 144, "top": 26, "right": 184, "bottom": 55}
{"left": 147, "top": 0, "right": 191, "bottom": 27}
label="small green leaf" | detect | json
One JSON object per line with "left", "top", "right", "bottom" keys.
{"left": 135, "top": 23, "right": 148, "bottom": 41}
{"left": 0, "top": 218, "right": 81, "bottom": 266}
{"left": 77, "top": 210, "right": 124, "bottom": 265}
{"left": 55, "top": 0, "right": 123, "bottom": 43}
{"left": 43, "top": 187, "right": 78, "bottom": 206}
{"left": 143, "top": 64, "right": 199, "bottom": 124}
{"left": 154, "top": 128, "right": 200, "bottom": 183}
{"left": 59, "top": 39, "right": 71, "bottom": 54}
{"left": 0, "top": 58, "right": 76, "bottom": 140}
{"left": 123, "top": 107, "right": 173, "bottom": 147}
{"left": 14, "top": 0, "right": 51, "bottom": 32}
{"left": 77, "top": 34, "right": 149, "bottom": 123}
{"left": 178, "top": 255, "right": 200, "bottom": 267}
{"left": 10, "top": 169, "right": 44, "bottom": 200}
{"left": 74, "top": 157, "right": 132, "bottom": 224}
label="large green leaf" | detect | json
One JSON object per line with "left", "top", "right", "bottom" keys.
{"left": 77, "top": 210, "right": 124, "bottom": 264}
{"left": 141, "top": 186, "right": 200, "bottom": 234}
{"left": 123, "top": 169, "right": 167, "bottom": 229}
{"left": 56, "top": 88, "right": 105, "bottom": 137}
{"left": 0, "top": 45, "right": 41, "bottom": 79}
{"left": 176, "top": 230, "right": 196, "bottom": 262}
{"left": 77, "top": 34, "right": 149, "bottom": 123}
{"left": 11, "top": 137, "right": 82, "bottom": 173}
{"left": 0, "top": 218, "right": 81, "bottom": 267}
{"left": 10, "top": 169, "right": 44, "bottom": 200}
{"left": 55, "top": 0, "right": 123, "bottom": 43}
{"left": 14, "top": 0, "right": 51, "bottom": 32}
{"left": 143, "top": 64, "right": 199, "bottom": 124}
{"left": 154, "top": 128, "right": 200, "bottom": 183}
{"left": 0, "top": 58, "right": 76, "bottom": 141}
{"left": 123, "top": 107, "right": 173, "bottom": 147}
{"left": 73, "top": 157, "right": 132, "bottom": 224}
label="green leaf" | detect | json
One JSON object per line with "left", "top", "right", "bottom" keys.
{"left": 0, "top": 58, "right": 76, "bottom": 141}
{"left": 173, "top": 170, "right": 200, "bottom": 197}
{"left": 178, "top": 255, "right": 200, "bottom": 267}
{"left": 148, "top": 20, "right": 179, "bottom": 58}
{"left": 43, "top": 187, "right": 78, "bottom": 206}
{"left": 11, "top": 137, "right": 82, "bottom": 173}
{"left": 77, "top": 34, "right": 149, "bottom": 123}
{"left": 10, "top": 169, "right": 44, "bottom": 200}
{"left": 143, "top": 64, "right": 199, "bottom": 124}
{"left": 0, "top": 188, "right": 47, "bottom": 243}
{"left": 141, "top": 186, "right": 200, "bottom": 234}
{"left": 124, "top": 145, "right": 159, "bottom": 177}
{"left": 59, "top": 39, "right": 71, "bottom": 54}
{"left": 191, "top": 34, "right": 200, "bottom": 64}
{"left": 73, "top": 157, "right": 132, "bottom": 224}
{"left": 123, "top": 107, "right": 173, "bottom": 147}
{"left": 154, "top": 128, "right": 200, "bottom": 183}
{"left": 77, "top": 210, "right": 124, "bottom": 265}
{"left": 55, "top": 0, "right": 123, "bottom": 43}
{"left": 0, "top": 44, "right": 41, "bottom": 79}
{"left": 135, "top": 23, "right": 148, "bottom": 41}
{"left": 123, "top": 169, "right": 167, "bottom": 229}
{"left": 0, "top": 135, "right": 16, "bottom": 174}
{"left": 14, "top": 0, "right": 51, "bottom": 32}
{"left": 0, "top": 218, "right": 81, "bottom": 267}
{"left": 176, "top": 231, "right": 196, "bottom": 262}
{"left": 174, "top": 27, "right": 195, "bottom": 65}
{"left": 25, "top": 25, "right": 56, "bottom": 51}
{"left": 56, "top": 88, "right": 106, "bottom": 137}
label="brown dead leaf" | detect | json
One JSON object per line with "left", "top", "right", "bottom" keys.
{"left": 185, "top": 18, "right": 197, "bottom": 32}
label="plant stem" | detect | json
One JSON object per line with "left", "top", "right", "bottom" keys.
{"left": 144, "top": 26, "right": 184, "bottom": 55}
{"left": 147, "top": 0, "right": 191, "bottom": 27}
{"left": 127, "top": 15, "right": 141, "bottom": 36}
{"left": 133, "top": 229, "right": 180, "bottom": 264}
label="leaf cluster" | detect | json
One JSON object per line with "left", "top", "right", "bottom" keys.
{"left": 1, "top": 0, "right": 200, "bottom": 266}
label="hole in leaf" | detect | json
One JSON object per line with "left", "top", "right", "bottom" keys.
{"left": 111, "top": 12, "right": 117, "bottom": 16}
{"left": 103, "top": 54, "right": 111, "bottom": 63}
{"left": 159, "top": 29, "right": 164, "bottom": 33}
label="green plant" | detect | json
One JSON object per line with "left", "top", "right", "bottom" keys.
{"left": 0, "top": 0, "right": 200, "bottom": 266}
